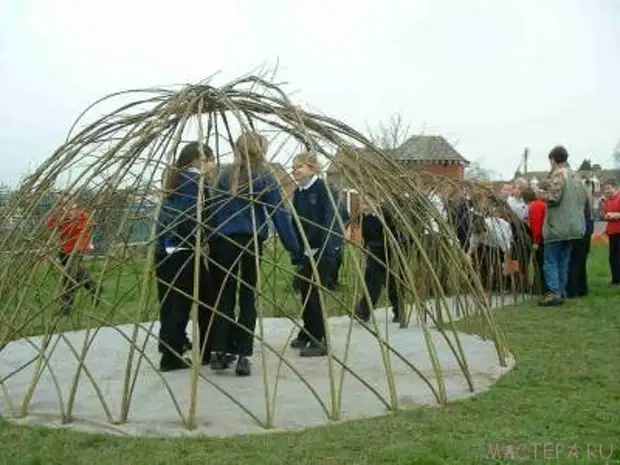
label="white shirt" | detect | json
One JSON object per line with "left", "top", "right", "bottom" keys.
{"left": 470, "top": 217, "right": 513, "bottom": 253}
{"left": 507, "top": 196, "right": 528, "bottom": 222}
{"left": 299, "top": 174, "right": 319, "bottom": 191}
{"left": 427, "top": 192, "right": 448, "bottom": 234}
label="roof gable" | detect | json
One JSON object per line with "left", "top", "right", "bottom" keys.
{"left": 396, "top": 135, "right": 469, "bottom": 165}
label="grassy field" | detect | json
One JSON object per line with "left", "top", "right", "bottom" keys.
{"left": 1, "top": 240, "right": 420, "bottom": 341}
{"left": 0, "top": 241, "right": 362, "bottom": 341}
{"left": 1, "top": 245, "right": 619, "bottom": 464}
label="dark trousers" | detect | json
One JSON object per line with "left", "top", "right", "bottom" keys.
{"left": 610, "top": 234, "right": 620, "bottom": 284}
{"left": 325, "top": 250, "right": 343, "bottom": 290}
{"left": 567, "top": 235, "right": 591, "bottom": 298}
{"left": 155, "top": 252, "right": 190, "bottom": 349}
{"left": 210, "top": 235, "right": 262, "bottom": 357}
{"left": 475, "top": 245, "right": 506, "bottom": 292}
{"left": 357, "top": 247, "right": 401, "bottom": 318}
{"left": 157, "top": 249, "right": 213, "bottom": 358}
{"left": 296, "top": 256, "right": 330, "bottom": 344}
{"left": 58, "top": 252, "right": 97, "bottom": 310}
{"left": 533, "top": 245, "right": 548, "bottom": 295}
{"left": 543, "top": 240, "right": 572, "bottom": 298}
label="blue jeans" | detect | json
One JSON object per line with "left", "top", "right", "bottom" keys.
{"left": 543, "top": 241, "right": 572, "bottom": 298}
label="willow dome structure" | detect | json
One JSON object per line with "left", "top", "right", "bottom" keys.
{"left": 0, "top": 73, "right": 518, "bottom": 437}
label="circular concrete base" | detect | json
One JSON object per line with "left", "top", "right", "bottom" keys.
{"left": 0, "top": 304, "right": 514, "bottom": 438}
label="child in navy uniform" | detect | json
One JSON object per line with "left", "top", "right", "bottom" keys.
{"left": 156, "top": 141, "right": 217, "bottom": 372}
{"left": 355, "top": 195, "right": 403, "bottom": 323}
{"left": 290, "top": 152, "right": 344, "bottom": 357}
{"left": 209, "top": 132, "right": 302, "bottom": 375}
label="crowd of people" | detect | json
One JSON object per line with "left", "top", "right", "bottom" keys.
{"left": 461, "top": 146, "right": 620, "bottom": 306}
{"left": 46, "top": 140, "right": 620, "bottom": 375}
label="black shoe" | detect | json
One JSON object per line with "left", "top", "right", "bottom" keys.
{"left": 235, "top": 356, "right": 251, "bottom": 376}
{"left": 300, "top": 342, "right": 327, "bottom": 357}
{"left": 538, "top": 294, "right": 564, "bottom": 307}
{"left": 158, "top": 340, "right": 192, "bottom": 354}
{"left": 159, "top": 355, "right": 190, "bottom": 372}
{"left": 291, "top": 337, "right": 308, "bottom": 349}
{"left": 211, "top": 352, "right": 231, "bottom": 371}
{"left": 354, "top": 309, "right": 370, "bottom": 323}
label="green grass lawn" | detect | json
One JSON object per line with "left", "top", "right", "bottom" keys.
{"left": 1, "top": 245, "right": 619, "bottom": 464}
{"left": 0, "top": 241, "right": 392, "bottom": 341}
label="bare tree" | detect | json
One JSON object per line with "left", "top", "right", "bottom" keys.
{"left": 465, "top": 159, "right": 493, "bottom": 181}
{"left": 367, "top": 113, "right": 411, "bottom": 150}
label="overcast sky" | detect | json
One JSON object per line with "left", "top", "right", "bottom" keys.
{"left": 1, "top": 0, "right": 619, "bottom": 186}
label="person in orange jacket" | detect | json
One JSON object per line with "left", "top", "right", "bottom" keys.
{"left": 48, "top": 196, "right": 100, "bottom": 314}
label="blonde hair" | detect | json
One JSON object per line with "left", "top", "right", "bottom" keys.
{"left": 293, "top": 151, "right": 322, "bottom": 173}
{"left": 230, "top": 132, "right": 268, "bottom": 194}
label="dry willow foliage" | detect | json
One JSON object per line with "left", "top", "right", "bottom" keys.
{"left": 0, "top": 74, "right": 524, "bottom": 432}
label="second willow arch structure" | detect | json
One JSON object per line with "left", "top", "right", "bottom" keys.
{"left": 0, "top": 74, "right": 517, "bottom": 434}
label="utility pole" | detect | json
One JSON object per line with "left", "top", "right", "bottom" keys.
{"left": 523, "top": 147, "right": 529, "bottom": 175}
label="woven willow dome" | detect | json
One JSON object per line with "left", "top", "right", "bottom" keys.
{"left": 0, "top": 74, "right": 520, "bottom": 436}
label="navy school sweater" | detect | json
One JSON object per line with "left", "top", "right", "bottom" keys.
{"left": 156, "top": 170, "right": 213, "bottom": 254}
{"left": 361, "top": 205, "right": 400, "bottom": 249}
{"left": 210, "top": 167, "right": 300, "bottom": 254}
{"left": 292, "top": 177, "right": 345, "bottom": 261}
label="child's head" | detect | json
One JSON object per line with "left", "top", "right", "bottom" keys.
{"left": 520, "top": 187, "right": 536, "bottom": 204}
{"left": 603, "top": 179, "right": 618, "bottom": 199}
{"left": 234, "top": 132, "right": 268, "bottom": 167}
{"left": 292, "top": 151, "right": 320, "bottom": 185}
{"left": 164, "top": 141, "right": 215, "bottom": 196}
{"left": 359, "top": 192, "right": 378, "bottom": 215}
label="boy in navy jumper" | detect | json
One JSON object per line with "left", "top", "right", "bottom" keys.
{"left": 209, "top": 132, "right": 302, "bottom": 375}
{"left": 156, "top": 141, "right": 217, "bottom": 372}
{"left": 290, "top": 152, "right": 344, "bottom": 357}
{"left": 354, "top": 195, "right": 403, "bottom": 323}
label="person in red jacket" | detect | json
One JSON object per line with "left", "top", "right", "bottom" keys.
{"left": 47, "top": 197, "right": 100, "bottom": 314}
{"left": 522, "top": 187, "right": 548, "bottom": 295}
{"left": 601, "top": 179, "right": 620, "bottom": 285}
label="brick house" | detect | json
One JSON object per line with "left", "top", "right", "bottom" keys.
{"left": 395, "top": 135, "right": 469, "bottom": 179}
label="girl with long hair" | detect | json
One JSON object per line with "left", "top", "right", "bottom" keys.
{"left": 155, "top": 141, "right": 217, "bottom": 372}
{"left": 208, "top": 132, "right": 302, "bottom": 376}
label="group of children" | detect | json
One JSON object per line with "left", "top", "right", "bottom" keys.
{"left": 54, "top": 135, "right": 564, "bottom": 375}
{"left": 156, "top": 134, "right": 355, "bottom": 374}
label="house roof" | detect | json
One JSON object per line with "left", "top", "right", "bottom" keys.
{"left": 396, "top": 135, "right": 469, "bottom": 166}
{"left": 326, "top": 136, "right": 469, "bottom": 173}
